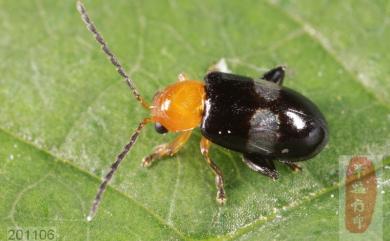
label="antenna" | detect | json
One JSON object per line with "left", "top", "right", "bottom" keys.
{"left": 76, "top": 1, "right": 150, "bottom": 109}
{"left": 87, "top": 118, "right": 151, "bottom": 221}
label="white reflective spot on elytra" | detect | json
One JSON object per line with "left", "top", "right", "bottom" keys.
{"left": 281, "top": 148, "right": 289, "bottom": 154}
{"left": 250, "top": 109, "right": 280, "bottom": 130}
{"left": 286, "top": 110, "right": 306, "bottom": 130}
{"left": 246, "top": 108, "right": 279, "bottom": 154}
{"left": 218, "top": 131, "right": 222, "bottom": 135}
{"left": 227, "top": 130, "right": 231, "bottom": 134}
{"left": 160, "top": 99, "right": 171, "bottom": 111}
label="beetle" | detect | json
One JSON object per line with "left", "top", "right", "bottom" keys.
{"left": 77, "top": 1, "right": 328, "bottom": 221}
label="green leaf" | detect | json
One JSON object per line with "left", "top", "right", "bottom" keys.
{"left": 1, "top": 0, "right": 389, "bottom": 240}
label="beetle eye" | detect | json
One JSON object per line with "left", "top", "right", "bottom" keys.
{"left": 155, "top": 122, "right": 168, "bottom": 134}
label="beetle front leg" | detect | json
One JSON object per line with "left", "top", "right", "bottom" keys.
{"left": 261, "top": 66, "right": 285, "bottom": 86}
{"left": 142, "top": 130, "right": 192, "bottom": 167}
{"left": 200, "top": 137, "right": 226, "bottom": 204}
{"left": 177, "top": 72, "right": 189, "bottom": 81}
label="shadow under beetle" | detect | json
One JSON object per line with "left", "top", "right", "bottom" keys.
{"left": 77, "top": 1, "right": 328, "bottom": 221}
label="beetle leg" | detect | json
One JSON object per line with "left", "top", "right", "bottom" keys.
{"left": 142, "top": 130, "right": 192, "bottom": 167}
{"left": 200, "top": 137, "right": 226, "bottom": 204}
{"left": 280, "top": 160, "right": 302, "bottom": 172}
{"left": 207, "top": 58, "right": 231, "bottom": 74}
{"left": 242, "top": 153, "right": 279, "bottom": 180}
{"left": 177, "top": 72, "right": 189, "bottom": 81}
{"left": 261, "top": 66, "right": 285, "bottom": 86}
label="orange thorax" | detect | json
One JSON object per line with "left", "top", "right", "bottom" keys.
{"left": 151, "top": 80, "right": 205, "bottom": 132}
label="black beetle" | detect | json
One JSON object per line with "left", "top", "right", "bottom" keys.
{"left": 77, "top": 1, "right": 328, "bottom": 221}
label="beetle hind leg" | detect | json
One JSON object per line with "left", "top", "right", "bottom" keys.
{"left": 261, "top": 66, "right": 285, "bottom": 86}
{"left": 200, "top": 137, "right": 226, "bottom": 204}
{"left": 280, "top": 160, "right": 302, "bottom": 172}
{"left": 142, "top": 130, "right": 192, "bottom": 167}
{"left": 242, "top": 153, "right": 279, "bottom": 180}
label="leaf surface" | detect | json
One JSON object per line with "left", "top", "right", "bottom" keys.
{"left": 1, "top": 0, "right": 389, "bottom": 240}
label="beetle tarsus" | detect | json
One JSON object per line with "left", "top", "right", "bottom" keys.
{"left": 216, "top": 191, "right": 226, "bottom": 205}
{"left": 261, "top": 66, "right": 285, "bottom": 86}
{"left": 142, "top": 144, "right": 169, "bottom": 167}
{"left": 280, "top": 160, "right": 302, "bottom": 172}
{"left": 142, "top": 131, "right": 192, "bottom": 167}
{"left": 216, "top": 175, "right": 226, "bottom": 204}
